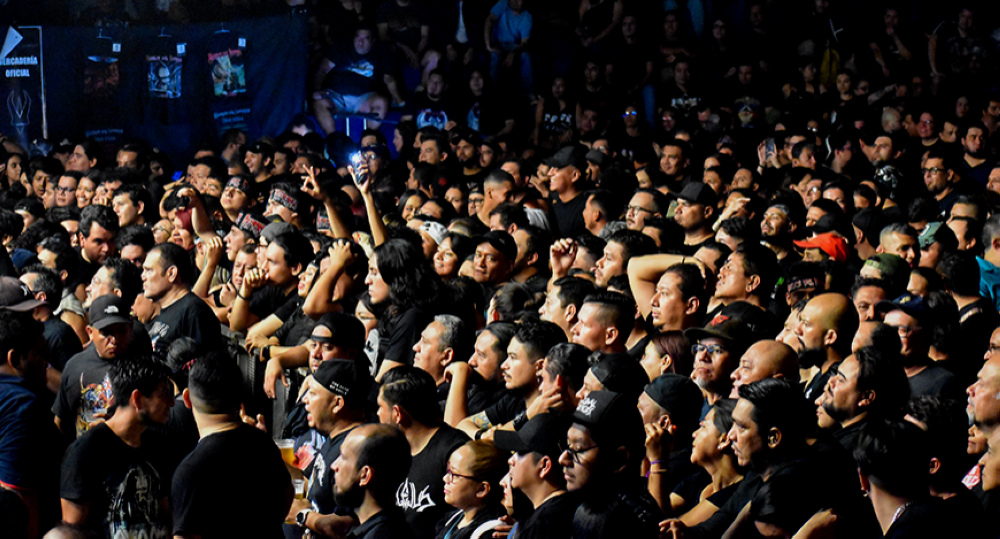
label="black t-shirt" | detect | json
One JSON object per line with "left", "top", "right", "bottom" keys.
{"left": 376, "top": 0, "right": 427, "bottom": 51}
{"left": 407, "top": 93, "right": 458, "bottom": 131}
{"left": 249, "top": 285, "right": 296, "bottom": 321}
{"left": 348, "top": 508, "right": 416, "bottom": 539}
{"left": 309, "top": 427, "right": 356, "bottom": 516}
{"left": 671, "top": 470, "right": 710, "bottom": 509}
{"left": 323, "top": 45, "right": 394, "bottom": 97}
{"left": 607, "top": 38, "right": 652, "bottom": 93}
{"left": 908, "top": 362, "right": 965, "bottom": 401}
{"left": 53, "top": 346, "right": 114, "bottom": 440}
{"left": 434, "top": 504, "right": 506, "bottom": 539}
{"left": 378, "top": 307, "right": 433, "bottom": 369}
{"left": 514, "top": 491, "right": 580, "bottom": 539}
{"left": 884, "top": 498, "right": 955, "bottom": 538}
{"left": 273, "top": 298, "right": 317, "bottom": 348}
{"left": 172, "top": 425, "right": 291, "bottom": 539}
{"left": 44, "top": 316, "right": 83, "bottom": 372}
{"left": 550, "top": 192, "right": 588, "bottom": 240}
{"left": 60, "top": 423, "right": 171, "bottom": 539}
{"left": 483, "top": 393, "right": 524, "bottom": 427}
{"left": 146, "top": 292, "right": 222, "bottom": 356}
{"left": 396, "top": 425, "right": 469, "bottom": 539}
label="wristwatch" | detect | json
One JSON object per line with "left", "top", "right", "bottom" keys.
{"left": 296, "top": 508, "right": 314, "bottom": 528}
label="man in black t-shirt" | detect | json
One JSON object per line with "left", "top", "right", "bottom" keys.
{"left": 333, "top": 424, "right": 415, "bottom": 539}
{"left": 495, "top": 413, "right": 577, "bottom": 539}
{"left": 18, "top": 268, "right": 82, "bottom": 380}
{"left": 61, "top": 359, "right": 174, "bottom": 539}
{"left": 172, "top": 352, "right": 292, "bottom": 539}
{"left": 230, "top": 230, "right": 312, "bottom": 332}
{"left": 545, "top": 146, "right": 590, "bottom": 240}
{"left": 76, "top": 205, "right": 120, "bottom": 295}
{"left": 875, "top": 294, "right": 964, "bottom": 401}
{"left": 377, "top": 366, "right": 469, "bottom": 539}
{"left": 313, "top": 25, "right": 403, "bottom": 135}
{"left": 53, "top": 295, "right": 138, "bottom": 440}
{"left": 291, "top": 359, "right": 373, "bottom": 539}
{"left": 559, "top": 391, "right": 662, "bottom": 533}
{"left": 142, "top": 243, "right": 221, "bottom": 356}
{"left": 458, "top": 321, "right": 566, "bottom": 439}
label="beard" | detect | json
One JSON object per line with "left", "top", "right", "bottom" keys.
{"left": 797, "top": 347, "right": 828, "bottom": 370}
{"left": 334, "top": 479, "right": 366, "bottom": 509}
{"left": 821, "top": 400, "right": 851, "bottom": 423}
{"left": 459, "top": 155, "right": 479, "bottom": 169}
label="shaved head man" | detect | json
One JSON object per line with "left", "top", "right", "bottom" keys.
{"left": 729, "top": 340, "right": 800, "bottom": 397}
{"left": 968, "top": 355, "right": 1000, "bottom": 436}
{"left": 794, "top": 293, "right": 859, "bottom": 403}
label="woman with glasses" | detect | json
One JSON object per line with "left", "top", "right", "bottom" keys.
{"left": 436, "top": 440, "right": 509, "bottom": 539}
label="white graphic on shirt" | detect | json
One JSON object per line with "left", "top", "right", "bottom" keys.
{"left": 396, "top": 479, "right": 436, "bottom": 512}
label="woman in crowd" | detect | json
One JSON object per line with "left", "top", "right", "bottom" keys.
{"left": 435, "top": 440, "right": 509, "bottom": 539}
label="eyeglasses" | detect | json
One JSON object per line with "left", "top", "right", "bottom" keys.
{"left": 623, "top": 111, "right": 637, "bottom": 117}
{"left": 55, "top": 186, "right": 76, "bottom": 194}
{"left": 921, "top": 167, "right": 946, "bottom": 176}
{"left": 692, "top": 343, "right": 727, "bottom": 356}
{"left": 888, "top": 324, "right": 919, "bottom": 337}
{"left": 626, "top": 205, "right": 653, "bottom": 215}
{"left": 559, "top": 441, "right": 598, "bottom": 463}
{"left": 444, "top": 467, "right": 479, "bottom": 483}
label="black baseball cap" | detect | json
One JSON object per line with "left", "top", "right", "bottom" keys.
{"left": 572, "top": 390, "right": 644, "bottom": 447}
{"left": 586, "top": 149, "right": 610, "bottom": 168}
{"left": 851, "top": 208, "right": 886, "bottom": 247}
{"left": 590, "top": 353, "right": 648, "bottom": 402}
{"left": 88, "top": 295, "right": 132, "bottom": 330}
{"left": 494, "top": 413, "right": 572, "bottom": 459}
{"left": 312, "top": 359, "right": 373, "bottom": 407}
{"left": 475, "top": 231, "right": 517, "bottom": 262}
{"left": 644, "top": 374, "right": 704, "bottom": 431}
{"left": 313, "top": 312, "right": 367, "bottom": 354}
{"left": 0, "top": 276, "right": 44, "bottom": 312}
{"left": 247, "top": 142, "right": 275, "bottom": 159}
{"left": 543, "top": 145, "right": 588, "bottom": 171}
{"left": 685, "top": 301, "right": 769, "bottom": 350}
{"left": 874, "top": 292, "right": 928, "bottom": 323}
{"left": 677, "top": 183, "right": 718, "bottom": 207}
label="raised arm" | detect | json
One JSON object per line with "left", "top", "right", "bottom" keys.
{"left": 303, "top": 242, "right": 354, "bottom": 318}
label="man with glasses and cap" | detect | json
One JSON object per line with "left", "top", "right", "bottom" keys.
{"left": 875, "top": 293, "right": 964, "bottom": 400}
{"left": 558, "top": 391, "right": 662, "bottom": 534}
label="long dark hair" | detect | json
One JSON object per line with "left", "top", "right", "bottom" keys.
{"left": 374, "top": 238, "right": 442, "bottom": 312}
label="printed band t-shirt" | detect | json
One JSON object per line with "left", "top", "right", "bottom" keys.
{"left": 395, "top": 425, "right": 468, "bottom": 539}
{"left": 60, "top": 423, "right": 171, "bottom": 539}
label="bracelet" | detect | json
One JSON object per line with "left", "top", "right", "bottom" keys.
{"left": 649, "top": 459, "right": 665, "bottom": 465}
{"left": 237, "top": 291, "right": 248, "bottom": 301}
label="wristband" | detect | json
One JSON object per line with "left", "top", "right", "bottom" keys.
{"left": 237, "top": 290, "right": 249, "bottom": 301}
{"left": 263, "top": 345, "right": 272, "bottom": 361}
{"left": 475, "top": 429, "right": 485, "bottom": 440}
{"left": 649, "top": 459, "right": 665, "bottom": 465}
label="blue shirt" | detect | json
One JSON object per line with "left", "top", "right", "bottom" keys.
{"left": 977, "top": 256, "right": 1000, "bottom": 313}
{"left": 0, "top": 375, "right": 53, "bottom": 489}
{"left": 490, "top": 0, "right": 532, "bottom": 47}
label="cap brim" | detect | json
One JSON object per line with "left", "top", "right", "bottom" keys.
{"left": 683, "top": 326, "right": 733, "bottom": 343}
{"left": 0, "top": 299, "right": 45, "bottom": 313}
{"left": 792, "top": 239, "right": 821, "bottom": 249}
{"left": 493, "top": 429, "right": 530, "bottom": 454}
{"left": 873, "top": 300, "right": 924, "bottom": 321}
{"left": 91, "top": 316, "right": 132, "bottom": 330}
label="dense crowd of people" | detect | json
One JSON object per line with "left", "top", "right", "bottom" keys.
{"left": 3, "top": 0, "right": 1000, "bottom": 539}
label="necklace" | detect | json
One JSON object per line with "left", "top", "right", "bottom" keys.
{"left": 890, "top": 501, "right": 912, "bottom": 526}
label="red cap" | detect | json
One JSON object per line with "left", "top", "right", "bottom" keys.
{"left": 793, "top": 232, "right": 849, "bottom": 263}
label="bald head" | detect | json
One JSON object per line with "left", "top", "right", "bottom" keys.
{"left": 798, "top": 293, "right": 859, "bottom": 355}
{"left": 729, "top": 340, "right": 800, "bottom": 397}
